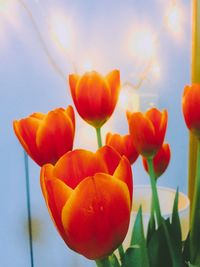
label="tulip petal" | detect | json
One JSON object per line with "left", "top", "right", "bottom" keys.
{"left": 105, "top": 69, "right": 120, "bottom": 113}
{"left": 106, "top": 133, "right": 125, "bottom": 155}
{"left": 146, "top": 108, "right": 162, "bottom": 130}
{"left": 142, "top": 143, "right": 170, "bottom": 179}
{"left": 113, "top": 156, "right": 133, "bottom": 200}
{"left": 65, "top": 105, "right": 75, "bottom": 129}
{"left": 53, "top": 149, "right": 107, "bottom": 189}
{"left": 69, "top": 74, "right": 80, "bottom": 107}
{"left": 36, "top": 108, "right": 74, "bottom": 165}
{"left": 159, "top": 109, "right": 168, "bottom": 142}
{"left": 105, "top": 133, "right": 139, "bottom": 164}
{"left": 123, "top": 135, "right": 139, "bottom": 164}
{"left": 30, "top": 112, "right": 45, "bottom": 120}
{"left": 97, "top": 145, "right": 121, "bottom": 175}
{"left": 75, "top": 72, "right": 111, "bottom": 127}
{"left": 182, "top": 84, "right": 200, "bottom": 135}
{"left": 61, "top": 173, "right": 131, "bottom": 259}
{"left": 128, "top": 112, "right": 157, "bottom": 157}
{"left": 40, "top": 164, "right": 73, "bottom": 242}
{"left": 13, "top": 116, "right": 42, "bottom": 165}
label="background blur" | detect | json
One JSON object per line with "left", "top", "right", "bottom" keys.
{"left": 0, "top": 0, "right": 191, "bottom": 266}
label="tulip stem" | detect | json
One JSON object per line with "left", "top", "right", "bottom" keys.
{"left": 118, "top": 244, "right": 125, "bottom": 263}
{"left": 147, "top": 158, "right": 162, "bottom": 226}
{"left": 96, "top": 127, "right": 103, "bottom": 148}
{"left": 24, "top": 151, "right": 34, "bottom": 267}
{"left": 147, "top": 158, "right": 179, "bottom": 266}
{"left": 190, "top": 139, "right": 200, "bottom": 262}
{"left": 95, "top": 257, "right": 111, "bottom": 267}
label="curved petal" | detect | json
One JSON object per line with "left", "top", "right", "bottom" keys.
{"left": 97, "top": 145, "right": 121, "bottom": 175}
{"left": 113, "top": 156, "right": 133, "bottom": 201}
{"left": 123, "top": 135, "right": 139, "bottom": 164}
{"left": 158, "top": 109, "right": 168, "bottom": 144}
{"left": 146, "top": 108, "right": 167, "bottom": 148}
{"left": 105, "top": 133, "right": 138, "bottom": 164}
{"left": 182, "top": 84, "right": 200, "bottom": 136}
{"left": 65, "top": 105, "right": 75, "bottom": 131}
{"left": 105, "top": 69, "right": 120, "bottom": 114}
{"left": 142, "top": 143, "right": 171, "bottom": 179}
{"left": 61, "top": 173, "right": 131, "bottom": 259}
{"left": 68, "top": 74, "right": 80, "bottom": 108}
{"left": 30, "top": 112, "right": 45, "bottom": 120}
{"left": 128, "top": 112, "right": 157, "bottom": 157}
{"left": 126, "top": 110, "right": 132, "bottom": 121}
{"left": 40, "top": 164, "right": 73, "bottom": 242}
{"left": 105, "top": 133, "right": 125, "bottom": 156}
{"left": 153, "top": 143, "right": 170, "bottom": 178}
{"left": 146, "top": 108, "right": 162, "bottom": 131}
{"left": 13, "top": 116, "right": 42, "bottom": 165}
{"left": 75, "top": 71, "right": 111, "bottom": 127}
{"left": 53, "top": 149, "right": 107, "bottom": 189}
{"left": 36, "top": 108, "right": 74, "bottom": 165}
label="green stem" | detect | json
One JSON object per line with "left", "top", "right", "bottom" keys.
{"left": 147, "top": 158, "right": 180, "bottom": 266}
{"left": 148, "top": 200, "right": 155, "bottom": 231}
{"left": 24, "top": 151, "right": 34, "bottom": 267}
{"left": 96, "top": 127, "right": 103, "bottom": 148}
{"left": 118, "top": 244, "right": 125, "bottom": 263}
{"left": 147, "top": 158, "right": 162, "bottom": 226}
{"left": 190, "top": 140, "right": 200, "bottom": 262}
{"left": 95, "top": 257, "right": 111, "bottom": 267}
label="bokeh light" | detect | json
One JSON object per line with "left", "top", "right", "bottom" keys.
{"left": 81, "top": 58, "right": 93, "bottom": 72}
{"left": 0, "top": 0, "right": 21, "bottom": 54}
{"left": 165, "top": 4, "right": 184, "bottom": 40}
{"left": 128, "top": 25, "right": 157, "bottom": 63}
{"left": 49, "top": 11, "right": 73, "bottom": 52}
{"left": 118, "top": 85, "right": 140, "bottom": 112}
{"left": 150, "top": 61, "right": 161, "bottom": 79}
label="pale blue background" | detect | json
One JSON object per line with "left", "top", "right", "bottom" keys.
{"left": 0, "top": 0, "right": 191, "bottom": 266}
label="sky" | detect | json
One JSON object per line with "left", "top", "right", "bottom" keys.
{"left": 0, "top": 0, "right": 191, "bottom": 266}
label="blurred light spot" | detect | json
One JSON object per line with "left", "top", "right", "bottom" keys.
{"left": 0, "top": 0, "right": 21, "bottom": 53}
{"left": 49, "top": 12, "right": 73, "bottom": 52}
{"left": 129, "top": 27, "right": 156, "bottom": 62}
{"left": 166, "top": 5, "right": 184, "bottom": 39}
{"left": 74, "top": 123, "right": 97, "bottom": 151}
{"left": 118, "top": 85, "right": 140, "bottom": 112}
{"left": 82, "top": 59, "right": 93, "bottom": 72}
{"left": 150, "top": 61, "right": 161, "bottom": 79}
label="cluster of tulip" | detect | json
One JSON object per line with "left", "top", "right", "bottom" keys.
{"left": 13, "top": 70, "right": 200, "bottom": 267}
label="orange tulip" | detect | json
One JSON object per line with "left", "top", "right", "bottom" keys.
{"left": 182, "top": 84, "right": 200, "bottom": 137}
{"left": 68, "top": 70, "right": 120, "bottom": 128}
{"left": 40, "top": 146, "right": 132, "bottom": 260}
{"left": 127, "top": 108, "right": 168, "bottom": 158}
{"left": 142, "top": 143, "right": 171, "bottom": 179}
{"left": 106, "top": 133, "right": 139, "bottom": 164}
{"left": 13, "top": 106, "right": 75, "bottom": 166}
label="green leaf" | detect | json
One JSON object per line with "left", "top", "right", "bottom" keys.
{"left": 171, "top": 188, "right": 182, "bottom": 250}
{"left": 147, "top": 218, "right": 184, "bottom": 267}
{"left": 148, "top": 219, "right": 172, "bottom": 267}
{"left": 188, "top": 263, "right": 200, "bottom": 267}
{"left": 122, "top": 207, "right": 149, "bottom": 267}
{"left": 147, "top": 214, "right": 156, "bottom": 244}
{"left": 183, "top": 232, "right": 190, "bottom": 263}
{"left": 164, "top": 218, "right": 183, "bottom": 266}
{"left": 122, "top": 247, "right": 149, "bottom": 267}
{"left": 108, "top": 254, "right": 120, "bottom": 267}
{"left": 130, "top": 206, "right": 146, "bottom": 247}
